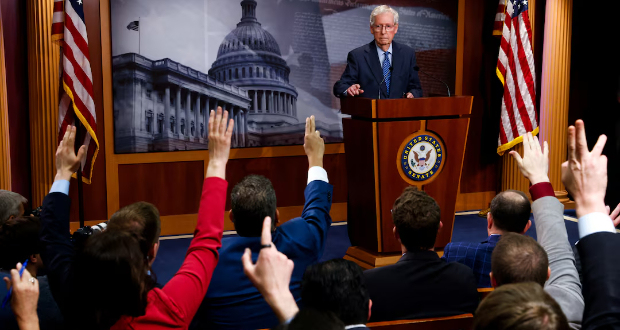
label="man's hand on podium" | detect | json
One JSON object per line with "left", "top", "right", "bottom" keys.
{"left": 406, "top": 92, "right": 414, "bottom": 99}
{"left": 346, "top": 84, "right": 364, "bottom": 97}
{"left": 304, "top": 115, "right": 325, "bottom": 169}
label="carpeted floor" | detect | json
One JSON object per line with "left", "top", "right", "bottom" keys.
{"left": 151, "top": 210, "right": 580, "bottom": 285}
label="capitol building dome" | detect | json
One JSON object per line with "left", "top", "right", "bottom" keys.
{"left": 209, "top": 0, "right": 298, "bottom": 146}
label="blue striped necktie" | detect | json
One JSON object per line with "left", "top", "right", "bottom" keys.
{"left": 382, "top": 51, "right": 391, "bottom": 97}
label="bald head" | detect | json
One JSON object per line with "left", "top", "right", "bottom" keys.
{"left": 490, "top": 190, "right": 531, "bottom": 233}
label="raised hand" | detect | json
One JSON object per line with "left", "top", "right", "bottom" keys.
{"left": 346, "top": 84, "right": 364, "bottom": 97}
{"left": 606, "top": 203, "right": 620, "bottom": 227}
{"left": 206, "top": 107, "right": 234, "bottom": 179}
{"left": 303, "top": 115, "right": 325, "bottom": 169}
{"left": 242, "top": 217, "right": 298, "bottom": 323}
{"left": 3, "top": 263, "right": 39, "bottom": 330}
{"left": 55, "top": 126, "right": 86, "bottom": 181}
{"left": 509, "top": 132, "right": 550, "bottom": 185}
{"left": 561, "top": 120, "right": 608, "bottom": 218}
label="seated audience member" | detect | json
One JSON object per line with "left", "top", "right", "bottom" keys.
{"left": 279, "top": 309, "right": 345, "bottom": 330}
{"left": 302, "top": 259, "right": 370, "bottom": 329}
{"left": 363, "top": 187, "right": 479, "bottom": 322}
{"left": 3, "top": 263, "right": 42, "bottom": 330}
{"left": 191, "top": 116, "right": 332, "bottom": 329}
{"left": 473, "top": 282, "right": 569, "bottom": 330}
{"left": 0, "top": 190, "right": 28, "bottom": 225}
{"left": 442, "top": 188, "right": 532, "bottom": 287}
{"left": 0, "top": 216, "right": 64, "bottom": 330}
{"left": 502, "top": 132, "right": 584, "bottom": 328}
{"left": 561, "top": 120, "right": 620, "bottom": 329}
{"left": 40, "top": 108, "right": 233, "bottom": 329}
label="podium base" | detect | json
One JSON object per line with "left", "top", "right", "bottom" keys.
{"left": 344, "top": 246, "right": 446, "bottom": 270}
{"left": 343, "top": 247, "right": 402, "bottom": 270}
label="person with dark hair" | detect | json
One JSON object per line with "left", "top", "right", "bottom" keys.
{"left": 284, "top": 309, "right": 345, "bottom": 330}
{"left": 107, "top": 201, "right": 162, "bottom": 284}
{"left": 301, "top": 259, "right": 370, "bottom": 329}
{"left": 499, "top": 132, "right": 584, "bottom": 329}
{"left": 561, "top": 120, "right": 620, "bottom": 329}
{"left": 0, "top": 190, "right": 28, "bottom": 225}
{"left": 39, "top": 108, "right": 233, "bottom": 329}
{"left": 491, "top": 232, "right": 550, "bottom": 287}
{"left": 0, "top": 217, "right": 64, "bottom": 330}
{"left": 442, "top": 188, "right": 532, "bottom": 287}
{"left": 473, "top": 282, "right": 569, "bottom": 330}
{"left": 363, "top": 187, "right": 479, "bottom": 322}
{"left": 191, "top": 115, "right": 333, "bottom": 329}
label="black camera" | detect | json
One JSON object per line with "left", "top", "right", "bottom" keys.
{"left": 72, "top": 221, "right": 108, "bottom": 251}
{"left": 30, "top": 206, "right": 43, "bottom": 217}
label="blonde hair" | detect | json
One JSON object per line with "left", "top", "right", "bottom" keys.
{"left": 370, "top": 5, "right": 399, "bottom": 26}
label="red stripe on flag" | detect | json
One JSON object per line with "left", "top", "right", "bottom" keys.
{"left": 503, "top": 19, "right": 532, "bottom": 133}
{"left": 499, "top": 120, "right": 509, "bottom": 145}
{"left": 64, "top": 14, "right": 91, "bottom": 65}
{"left": 53, "top": 1, "right": 63, "bottom": 12}
{"left": 502, "top": 81, "right": 521, "bottom": 139}
{"left": 62, "top": 73, "right": 97, "bottom": 132}
{"left": 514, "top": 17, "right": 537, "bottom": 119}
{"left": 63, "top": 46, "right": 94, "bottom": 98}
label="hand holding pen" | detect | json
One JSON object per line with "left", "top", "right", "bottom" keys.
{"left": 2, "top": 261, "right": 40, "bottom": 330}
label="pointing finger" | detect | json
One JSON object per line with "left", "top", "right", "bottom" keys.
{"left": 261, "top": 217, "right": 273, "bottom": 247}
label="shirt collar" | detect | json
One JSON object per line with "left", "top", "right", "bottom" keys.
{"left": 345, "top": 325, "right": 367, "bottom": 329}
{"left": 376, "top": 42, "right": 393, "bottom": 57}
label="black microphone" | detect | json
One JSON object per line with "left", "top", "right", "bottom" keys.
{"left": 414, "top": 66, "right": 451, "bottom": 97}
{"left": 378, "top": 66, "right": 393, "bottom": 99}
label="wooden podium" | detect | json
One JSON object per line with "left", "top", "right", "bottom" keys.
{"left": 341, "top": 96, "right": 473, "bottom": 269}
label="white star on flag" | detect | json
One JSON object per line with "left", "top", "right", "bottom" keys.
{"left": 77, "top": 0, "right": 83, "bottom": 4}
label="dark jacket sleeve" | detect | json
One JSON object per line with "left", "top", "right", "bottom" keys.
{"left": 294, "top": 181, "right": 333, "bottom": 253}
{"left": 333, "top": 51, "right": 359, "bottom": 98}
{"left": 407, "top": 50, "right": 423, "bottom": 98}
{"left": 39, "top": 192, "right": 75, "bottom": 316}
{"left": 577, "top": 231, "right": 620, "bottom": 330}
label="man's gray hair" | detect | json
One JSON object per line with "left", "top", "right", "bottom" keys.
{"left": 0, "top": 190, "right": 28, "bottom": 225}
{"left": 370, "top": 5, "right": 399, "bottom": 26}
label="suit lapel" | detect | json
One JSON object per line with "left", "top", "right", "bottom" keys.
{"left": 390, "top": 41, "right": 404, "bottom": 97}
{"left": 363, "top": 41, "right": 386, "bottom": 95}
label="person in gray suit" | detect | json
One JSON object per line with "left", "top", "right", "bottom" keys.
{"left": 489, "top": 132, "right": 585, "bottom": 329}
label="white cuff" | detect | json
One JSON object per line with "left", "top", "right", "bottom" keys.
{"left": 307, "top": 166, "right": 328, "bottom": 184}
{"left": 49, "top": 180, "right": 70, "bottom": 196}
{"left": 578, "top": 212, "right": 616, "bottom": 239}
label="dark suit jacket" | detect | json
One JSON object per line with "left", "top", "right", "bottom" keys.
{"left": 364, "top": 250, "right": 479, "bottom": 322}
{"left": 441, "top": 235, "right": 501, "bottom": 288}
{"left": 577, "top": 232, "right": 620, "bottom": 330}
{"left": 190, "top": 180, "right": 333, "bottom": 330}
{"left": 333, "top": 40, "right": 423, "bottom": 99}
{"left": 38, "top": 192, "right": 76, "bottom": 323}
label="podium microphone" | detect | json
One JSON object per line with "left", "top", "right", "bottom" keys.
{"left": 378, "top": 66, "right": 393, "bottom": 100}
{"left": 414, "top": 66, "right": 451, "bottom": 97}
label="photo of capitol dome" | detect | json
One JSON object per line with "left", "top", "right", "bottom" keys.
{"left": 110, "top": 0, "right": 343, "bottom": 153}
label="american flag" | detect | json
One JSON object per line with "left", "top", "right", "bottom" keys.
{"left": 496, "top": 0, "right": 538, "bottom": 155}
{"left": 52, "top": 0, "right": 99, "bottom": 183}
{"left": 493, "top": 0, "right": 507, "bottom": 36}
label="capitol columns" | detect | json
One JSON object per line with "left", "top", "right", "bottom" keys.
{"left": 194, "top": 93, "right": 200, "bottom": 139}
{"left": 238, "top": 108, "right": 246, "bottom": 147}
{"left": 202, "top": 95, "right": 210, "bottom": 140}
{"left": 185, "top": 89, "right": 191, "bottom": 139}
{"left": 261, "top": 90, "right": 266, "bottom": 112}
{"left": 252, "top": 90, "right": 258, "bottom": 112}
{"left": 175, "top": 86, "right": 182, "bottom": 135}
{"left": 164, "top": 85, "right": 171, "bottom": 136}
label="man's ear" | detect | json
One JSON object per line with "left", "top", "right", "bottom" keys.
{"left": 522, "top": 220, "right": 532, "bottom": 234}
{"left": 148, "top": 241, "right": 160, "bottom": 267}
{"left": 547, "top": 267, "right": 551, "bottom": 282}
{"left": 275, "top": 209, "right": 280, "bottom": 225}
{"left": 393, "top": 226, "right": 400, "bottom": 241}
{"left": 368, "top": 299, "right": 372, "bottom": 321}
{"left": 229, "top": 210, "right": 235, "bottom": 224}
{"left": 490, "top": 272, "right": 498, "bottom": 288}
{"left": 487, "top": 213, "right": 493, "bottom": 230}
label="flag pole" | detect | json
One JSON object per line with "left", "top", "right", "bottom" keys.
{"left": 138, "top": 17, "right": 141, "bottom": 55}
{"left": 74, "top": 114, "right": 85, "bottom": 228}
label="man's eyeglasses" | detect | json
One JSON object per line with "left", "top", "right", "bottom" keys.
{"left": 373, "top": 24, "right": 396, "bottom": 32}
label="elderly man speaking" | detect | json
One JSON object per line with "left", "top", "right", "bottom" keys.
{"left": 333, "top": 5, "right": 423, "bottom": 99}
